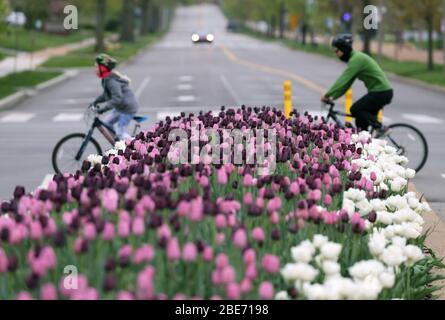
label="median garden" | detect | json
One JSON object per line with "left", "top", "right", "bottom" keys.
{"left": 0, "top": 106, "right": 443, "bottom": 300}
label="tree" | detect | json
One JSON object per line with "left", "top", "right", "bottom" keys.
{"left": 140, "top": 0, "right": 151, "bottom": 35}
{"left": 95, "top": 0, "right": 106, "bottom": 52}
{"left": 120, "top": 0, "right": 135, "bottom": 42}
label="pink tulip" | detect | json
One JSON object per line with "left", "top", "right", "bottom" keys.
{"left": 189, "top": 198, "right": 204, "bottom": 222}
{"left": 243, "top": 249, "right": 256, "bottom": 265}
{"left": 117, "top": 291, "right": 135, "bottom": 300}
{"left": 324, "top": 194, "right": 332, "bottom": 206}
{"left": 102, "top": 189, "right": 119, "bottom": 213}
{"left": 226, "top": 283, "right": 241, "bottom": 300}
{"left": 40, "top": 283, "right": 57, "bottom": 300}
{"left": 157, "top": 224, "right": 172, "bottom": 240}
{"left": 252, "top": 227, "right": 265, "bottom": 243}
{"left": 212, "top": 270, "right": 222, "bottom": 285}
{"left": 177, "top": 201, "right": 190, "bottom": 217}
{"left": 261, "top": 254, "right": 280, "bottom": 274}
{"left": 243, "top": 174, "right": 254, "bottom": 187}
{"left": 216, "top": 233, "right": 225, "bottom": 245}
{"left": 259, "top": 282, "right": 274, "bottom": 299}
{"left": 83, "top": 223, "right": 97, "bottom": 241}
{"left": 173, "top": 293, "right": 187, "bottom": 300}
{"left": 0, "top": 248, "right": 8, "bottom": 273}
{"left": 118, "top": 221, "right": 130, "bottom": 238}
{"left": 134, "top": 245, "right": 155, "bottom": 264}
{"left": 245, "top": 265, "right": 257, "bottom": 280}
{"left": 30, "top": 221, "right": 43, "bottom": 240}
{"left": 202, "top": 246, "right": 213, "bottom": 262}
{"left": 102, "top": 222, "right": 115, "bottom": 241}
{"left": 215, "top": 214, "right": 226, "bottom": 229}
{"left": 270, "top": 211, "right": 280, "bottom": 224}
{"left": 233, "top": 228, "right": 247, "bottom": 249}
{"left": 118, "top": 245, "right": 133, "bottom": 259}
{"left": 290, "top": 182, "right": 300, "bottom": 195}
{"left": 243, "top": 192, "right": 253, "bottom": 205}
{"left": 182, "top": 242, "right": 198, "bottom": 262}
{"left": 215, "top": 253, "right": 229, "bottom": 270}
{"left": 221, "top": 266, "right": 236, "bottom": 283}
{"left": 267, "top": 197, "right": 282, "bottom": 212}
{"left": 16, "top": 292, "right": 33, "bottom": 300}
{"left": 167, "top": 238, "right": 181, "bottom": 261}
{"left": 132, "top": 217, "right": 145, "bottom": 236}
{"left": 217, "top": 169, "right": 228, "bottom": 185}
{"left": 240, "top": 278, "right": 252, "bottom": 294}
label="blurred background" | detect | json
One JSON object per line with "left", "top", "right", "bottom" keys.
{"left": 0, "top": 1, "right": 444, "bottom": 216}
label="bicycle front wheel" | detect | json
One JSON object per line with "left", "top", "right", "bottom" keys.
{"left": 383, "top": 123, "right": 428, "bottom": 173}
{"left": 52, "top": 133, "right": 102, "bottom": 174}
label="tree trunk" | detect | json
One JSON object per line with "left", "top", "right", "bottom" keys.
{"left": 442, "top": 0, "right": 445, "bottom": 73}
{"left": 120, "top": 0, "right": 135, "bottom": 42}
{"left": 427, "top": 17, "right": 434, "bottom": 71}
{"left": 362, "top": 0, "right": 372, "bottom": 55}
{"left": 377, "top": 0, "right": 384, "bottom": 60}
{"left": 95, "top": 0, "right": 106, "bottom": 52}
{"left": 140, "top": 0, "right": 151, "bottom": 35}
{"left": 279, "top": 1, "right": 285, "bottom": 39}
{"left": 301, "top": 22, "right": 308, "bottom": 45}
{"left": 149, "top": 4, "right": 160, "bottom": 33}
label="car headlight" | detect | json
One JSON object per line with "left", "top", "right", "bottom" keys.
{"left": 206, "top": 34, "right": 214, "bottom": 42}
{"left": 192, "top": 34, "right": 200, "bottom": 42}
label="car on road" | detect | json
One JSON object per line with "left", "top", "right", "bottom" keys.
{"left": 191, "top": 32, "right": 215, "bottom": 44}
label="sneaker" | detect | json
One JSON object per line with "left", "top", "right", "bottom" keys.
{"left": 374, "top": 125, "right": 390, "bottom": 139}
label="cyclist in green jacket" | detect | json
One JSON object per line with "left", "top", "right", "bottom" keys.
{"left": 321, "top": 34, "right": 393, "bottom": 131}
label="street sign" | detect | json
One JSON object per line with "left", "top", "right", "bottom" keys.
{"left": 289, "top": 14, "right": 299, "bottom": 30}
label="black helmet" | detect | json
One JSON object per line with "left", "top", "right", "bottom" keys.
{"left": 95, "top": 53, "right": 118, "bottom": 70}
{"left": 332, "top": 33, "right": 353, "bottom": 53}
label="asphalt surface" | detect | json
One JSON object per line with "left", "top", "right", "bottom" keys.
{"left": 0, "top": 4, "right": 444, "bottom": 219}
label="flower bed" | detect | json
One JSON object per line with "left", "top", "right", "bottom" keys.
{"left": 0, "top": 106, "right": 443, "bottom": 300}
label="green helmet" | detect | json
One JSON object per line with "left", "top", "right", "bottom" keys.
{"left": 95, "top": 53, "right": 118, "bottom": 70}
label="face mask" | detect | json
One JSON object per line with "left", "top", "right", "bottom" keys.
{"left": 96, "top": 64, "right": 111, "bottom": 79}
{"left": 339, "top": 49, "right": 352, "bottom": 63}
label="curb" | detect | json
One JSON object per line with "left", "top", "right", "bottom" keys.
{"left": 409, "top": 183, "right": 445, "bottom": 300}
{"left": 388, "top": 72, "right": 445, "bottom": 95}
{"left": 0, "top": 69, "right": 79, "bottom": 111}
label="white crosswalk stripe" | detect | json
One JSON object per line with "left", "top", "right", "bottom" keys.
{"left": 179, "top": 75, "right": 193, "bottom": 82}
{"left": 177, "top": 84, "right": 193, "bottom": 90}
{"left": 177, "top": 95, "right": 197, "bottom": 102}
{"left": 442, "top": 174, "right": 445, "bottom": 180}
{"left": 39, "top": 174, "right": 54, "bottom": 189}
{"left": 0, "top": 113, "right": 35, "bottom": 123}
{"left": 53, "top": 113, "right": 84, "bottom": 122}
{"left": 402, "top": 114, "right": 444, "bottom": 124}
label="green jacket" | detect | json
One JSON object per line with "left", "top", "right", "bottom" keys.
{"left": 325, "top": 50, "right": 392, "bottom": 100}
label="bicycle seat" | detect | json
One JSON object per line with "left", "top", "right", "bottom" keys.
{"left": 133, "top": 116, "right": 149, "bottom": 123}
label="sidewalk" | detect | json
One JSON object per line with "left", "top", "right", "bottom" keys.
{"left": 0, "top": 37, "right": 95, "bottom": 77}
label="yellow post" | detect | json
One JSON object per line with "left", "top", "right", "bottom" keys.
{"left": 377, "top": 110, "right": 383, "bottom": 124}
{"left": 345, "top": 88, "right": 353, "bottom": 124}
{"left": 284, "top": 80, "right": 292, "bottom": 118}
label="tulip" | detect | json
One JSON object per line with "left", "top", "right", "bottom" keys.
{"left": 259, "top": 282, "right": 274, "bottom": 300}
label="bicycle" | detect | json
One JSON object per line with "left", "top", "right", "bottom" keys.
{"left": 319, "top": 100, "right": 428, "bottom": 173}
{"left": 52, "top": 106, "right": 149, "bottom": 174}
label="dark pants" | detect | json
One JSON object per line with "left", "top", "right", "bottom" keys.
{"left": 350, "top": 89, "right": 394, "bottom": 131}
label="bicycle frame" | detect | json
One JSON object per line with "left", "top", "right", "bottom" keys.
{"left": 75, "top": 116, "right": 116, "bottom": 161}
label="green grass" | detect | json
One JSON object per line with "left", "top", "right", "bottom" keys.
{"left": 0, "top": 70, "right": 62, "bottom": 99}
{"left": 0, "top": 52, "right": 6, "bottom": 61}
{"left": 42, "top": 34, "right": 161, "bottom": 69}
{"left": 0, "top": 27, "right": 92, "bottom": 52}
{"left": 234, "top": 28, "right": 445, "bottom": 88}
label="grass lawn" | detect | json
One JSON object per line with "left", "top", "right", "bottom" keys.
{"left": 0, "top": 70, "right": 62, "bottom": 100}
{"left": 42, "top": 34, "right": 161, "bottom": 69}
{"left": 0, "top": 52, "right": 6, "bottom": 61}
{"left": 0, "top": 27, "right": 92, "bottom": 52}
{"left": 234, "top": 28, "right": 445, "bottom": 88}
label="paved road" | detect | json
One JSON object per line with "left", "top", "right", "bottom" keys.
{"left": 0, "top": 4, "right": 444, "bottom": 218}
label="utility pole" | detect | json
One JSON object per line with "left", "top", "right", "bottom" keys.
{"left": 442, "top": 0, "right": 445, "bottom": 72}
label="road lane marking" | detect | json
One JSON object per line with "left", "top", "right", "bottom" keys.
{"left": 135, "top": 77, "right": 151, "bottom": 99}
{"left": 177, "top": 84, "right": 193, "bottom": 90}
{"left": 53, "top": 113, "right": 84, "bottom": 122}
{"left": 59, "top": 98, "right": 93, "bottom": 105}
{"left": 177, "top": 95, "right": 196, "bottom": 102}
{"left": 402, "top": 114, "right": 444, "bottom": 124}
{"left": 219, "top": 44, "right": 327, "bottom": 95}
{"left": 0, "top": 113, "right": 35, "bottom": 123}
{"left": 157, "top": 111, "right": 182, "bottom": 121}
{"left": 442, "top": 174, "right": 445, "bottom": 179}
{"left": 179, "top": 76, "right": 193, "bottom": 82}
{"left": 220, "top": 74, "right": 242, "bottom": 106}
{"left": 39, "top": 174, "right": 54, "bottom": 189}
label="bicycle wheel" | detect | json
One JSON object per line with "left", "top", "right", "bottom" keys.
{"left": 52, "top": 133, "right": 103, "bottom": 174}
{"left": 382, "top": 123, "right": 428, "bottom": 172}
